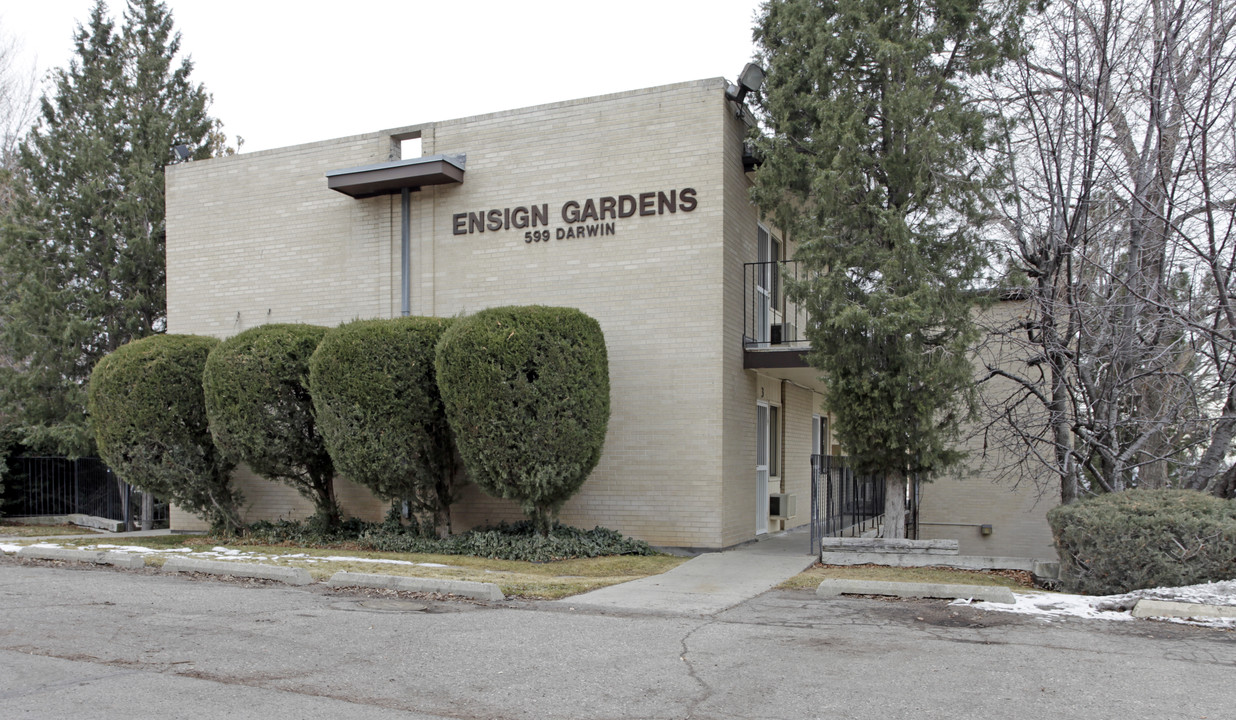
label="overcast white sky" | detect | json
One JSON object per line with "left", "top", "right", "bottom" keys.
{"left": 2, "top": 0, "right": 763, "bottom": 153}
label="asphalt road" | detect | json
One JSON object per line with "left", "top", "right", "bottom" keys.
{"left": 1, "top": 557, "right": 1232, "bottom": 720}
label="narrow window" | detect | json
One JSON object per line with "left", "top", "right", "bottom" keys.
{"left": 769, "top": 405, "right": 780, "bottom": 478}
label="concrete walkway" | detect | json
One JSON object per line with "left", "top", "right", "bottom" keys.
{"left": 564, "top": 526, "right": 817, "bottom": 615}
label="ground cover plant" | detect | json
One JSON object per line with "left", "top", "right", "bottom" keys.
{"left": 1048, "top": 489, "right": 1236, "bottom": 595}
{"left": 244, "top": 516, "right": 655, "bottom": 563}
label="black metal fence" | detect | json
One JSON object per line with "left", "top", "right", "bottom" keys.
{"left": 2, "top": 456, "right": 168, "bottom": 528}
{"left": 810, "top": 454, "right": 920, "bottom": 554}
{"left": 742, "top": 260, "right": 812, "bottom": 348}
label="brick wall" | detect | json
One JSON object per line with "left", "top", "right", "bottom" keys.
{"left": 168, "top": 80, "right": 736, "bottom": 547}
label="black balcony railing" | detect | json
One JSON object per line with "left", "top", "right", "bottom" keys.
{"left": 742, "top": 260, "right": 811, "bottom": 348}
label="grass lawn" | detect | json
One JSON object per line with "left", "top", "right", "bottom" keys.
{"left": 0, "top": 523, "right": 100, "bottom": 538}
{"left": 35, "top": 534, "right": 687, "bottom": 599}
{"left": 779, "top": 563, "right": 1038, "bottom": 592}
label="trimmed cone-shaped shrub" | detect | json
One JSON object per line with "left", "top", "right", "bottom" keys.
{"left": 309, "top": 316, "right": 457, "bottom": 534}
{"left": 436, "top": 306, "right": 610, "bottom": 534}
{"left": 87, "top": 335, "right": 241, "bottom": 532}
{"left": 202, "top": 324, "right": 338, "bottom": 527}
{"left": 1048, "top": 489, "right": 1236, "bottom": 595}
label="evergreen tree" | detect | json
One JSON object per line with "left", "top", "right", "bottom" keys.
{"left": 751, "top": 0, "right": 1024, "bottom": 535}
{"left": 0, "top": 0, "right": 222, "bottom": 455}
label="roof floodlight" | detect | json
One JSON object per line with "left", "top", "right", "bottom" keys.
{"left": 738, "top": 63, "right": 766, "bottom": 95}
{"left": 725, "top": 63, "right": 766, "bottom": 104}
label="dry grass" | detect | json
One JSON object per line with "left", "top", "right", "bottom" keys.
{"left": 779, "top": 563, "right": 1037, "bottom": 591}
{"left": 0, "top": 523, "right": 100, "bottom": 538}
{"left": 45, "top": 535, "right": 687, "bottom": 599}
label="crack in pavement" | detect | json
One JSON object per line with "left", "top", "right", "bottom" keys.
{"left": 678, "top": 618, "right": 721, "bottom": 719}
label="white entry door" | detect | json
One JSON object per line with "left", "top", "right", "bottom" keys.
{"left": 756, "top": 402, "right": 770, "bottom": 535}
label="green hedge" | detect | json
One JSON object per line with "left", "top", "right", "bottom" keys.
{"left": 436, "top": 306, "right": 609, "bottom": 534}
{"left": 1048, "top": 489, "right": 1236, "bottom": 595}
{"left": 202, "top": 324, "right": 339, "bottom": 525}
{"left": 87, "top": 334, "right": 242, "bottom": 532}
{"left": 309, "top": 317, "right": 457, "bottom": 534}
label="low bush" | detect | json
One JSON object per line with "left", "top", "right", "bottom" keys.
{"left": 202, "top": 323, "right": 339, "bottom": 526}
{"left": 1048, "top": 489, "right": 1236, "bottom": 595}
{"left": 436, "top": 306, "right": 610, "bottom": 534}
{"left": 309, "top": 317, "right": 457, "bottom": 535}
{"left": 242, "top": 516, "right": 655, "bottom": 563}
{"left": 88, "top": 335, "right": 242, "bottom": 533}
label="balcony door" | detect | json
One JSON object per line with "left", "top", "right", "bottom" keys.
{"left": 756, "top": 224, "right": 783, "bottom": 346}
{"left": 755, "top": 226, "right": 772, "bottom": 346}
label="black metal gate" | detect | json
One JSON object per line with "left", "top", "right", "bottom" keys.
{"left": 810, "top": 455, "right": 920, "bottom": 554}
{"left": 2, "top": 456, "right": 168, "bottom": 529}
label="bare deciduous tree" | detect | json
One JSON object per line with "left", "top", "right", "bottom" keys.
{"left": 976, "top": 0, "right": 1236, "bottom": 501}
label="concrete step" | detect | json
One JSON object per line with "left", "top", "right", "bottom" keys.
{"left": 819, "top": 537, "right": 960, "bottom": 555}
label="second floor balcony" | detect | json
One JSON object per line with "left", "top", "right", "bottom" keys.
{"left": 743, "top": 260, "right": 812, "bottom": 369}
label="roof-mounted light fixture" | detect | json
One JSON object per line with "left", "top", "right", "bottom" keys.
{"left": 725, "top": 62, "right": 766, "bottom": 104}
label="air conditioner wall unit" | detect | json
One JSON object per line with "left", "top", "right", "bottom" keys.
{"left": 769, "top": 493, "right": 797, "bottom": 519}
{"left": 770, "top": 322, "right": 796, "bottom": 345}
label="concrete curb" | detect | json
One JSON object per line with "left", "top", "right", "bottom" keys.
{"left": 161, "top": 557, "right": 312, "bottom": 586}
{"left": 816, "top": 578, "right": 1017, "bottom": 604}
{"left": 16, "top": 546, "right": 146, "bottom": 570}
{"left": 327, "top": 571, "right": 505, "bottom": 601}
{"left": 819, "top": 551, "right": 1054, "bottom": 576}
{"left": 1131, "top": 599, "right": 1236, "bottom": 621}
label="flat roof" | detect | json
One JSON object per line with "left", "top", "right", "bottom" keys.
{"left": 326, "top": 154, "right": 465, "bottom": 198}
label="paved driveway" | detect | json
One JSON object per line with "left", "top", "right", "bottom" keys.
{"left": 2, "top": 558, "right": 1233, "bottom": 719}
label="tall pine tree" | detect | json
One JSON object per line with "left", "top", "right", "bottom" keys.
{"left": 0, "top": 0, "right": 221, "bottom": 454}
{"left": 751, "top": 0, "right": 1025, "bottom": 535}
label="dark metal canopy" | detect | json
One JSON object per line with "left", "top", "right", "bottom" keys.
{"left": 326, "top": 153, "right": 465, "bottom": 198}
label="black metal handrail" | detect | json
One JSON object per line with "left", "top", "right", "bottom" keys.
{"left": 742, "top": 260, "right": 812, "bottom": 348}
{"left": 809, "top": 454, "right": 920, "bottom": 554}
{"left": 2, "top": 456, "right": 168, "bottom": 529}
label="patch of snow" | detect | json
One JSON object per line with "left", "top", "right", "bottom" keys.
{"left": 1098, "top": 580, "right": 1236, "bottom": 610}
{"left": 0, "top": 543, "right": 21, "bottom": 553}
{"left": 953, "top": 591, "right": 1133, "bottom": 622}
{"left": 92, "top": 544, "right": 163, "bottom": 554}
{"left": 954, "top": 581, "right": 1236, "bottom": 629}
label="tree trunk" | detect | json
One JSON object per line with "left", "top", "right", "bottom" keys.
{"left": 532, "top": 505, "right": 554, "bottom": 537}
{"left": 313, "top": 473, "right": 341, "bottom": 528}
{"left": 141, "top": 492, "right": 153, "bottom": 531}
{"left": 883, "top": 471, "right": 907, "bottom": 539}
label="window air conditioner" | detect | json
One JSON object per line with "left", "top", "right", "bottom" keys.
{"left": 769, "top": 493, "right": 796, "bottom": 519}
{"left": 770, "top": 322, "right": 796, "bottom": 345}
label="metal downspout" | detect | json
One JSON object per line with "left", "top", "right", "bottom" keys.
{"left": 401, "top": 187, "right": 411, "bottom": 317}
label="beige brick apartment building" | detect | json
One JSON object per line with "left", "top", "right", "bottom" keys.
{"left": 165, "top": 78, "right": 1057, "bottom": 559}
